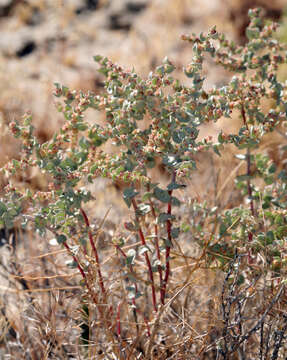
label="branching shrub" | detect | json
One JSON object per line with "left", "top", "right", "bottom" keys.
{"left": 1, "top": 8, "right": 287, "bottom": 359}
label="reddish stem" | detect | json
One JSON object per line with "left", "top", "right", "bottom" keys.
{"left": 62, "top": 241, "right": 100, "bottom": 308}
{"left": 81, "top": 208, "right": 106, "bottom": 296}
{"left": 63, "top": 241, "right": 86, "bottom": 280}
{"left": 162, "top": 171, "right": 176, "bottom": 303}
{"left": 132, "top": 198, "right": 157, "bottom": 312}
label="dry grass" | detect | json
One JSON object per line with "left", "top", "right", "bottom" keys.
{"left": 1, "top": 215, "right": 286, "bottom": 358}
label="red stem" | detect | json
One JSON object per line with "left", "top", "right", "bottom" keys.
{"left": 162, "top": 171, "right": 176, "bottom": 303}
{"left": 63, "top": 241, "right": 86, "bottom": 280}
{"left": 132, "top": 199, "right": 157, "bottom": 312}
{"left": 62, "top": 241, "right": 101, "bottom": 308}
{"left": 81, "top": 208, "right": 106, "bottom": 296}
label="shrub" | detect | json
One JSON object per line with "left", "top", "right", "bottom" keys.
{"left": 1, "top": 7, "right": 287, "bottom": 359}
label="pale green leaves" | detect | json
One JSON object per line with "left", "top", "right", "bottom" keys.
{"left": 56, "top": 234, "right": 67, "bottom": 244}
{"left": 123, "top": 188, "right": 139, "bottom": 208}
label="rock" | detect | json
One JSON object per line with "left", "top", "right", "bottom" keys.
{"left": 108, "top": 12, "right": 132, "bottom": 31}
{"left": 0, "top": 28, "right": 36, "bottom": 57}
{"left": 15, "top": 40, "right": 36, "bottom": 57}
{"left": 25, "top": 6, "right": 43, "bottom": 26}
{"left": 107, "top": 0, "right": 148, "bottom": 31}
{"left": 85, "top": 0, "right": 99, "bottom": 10}
{"left": 126, "top": 1, "right": 148, "bottom": 13}
{"left": 75, "top": 0, "right": 99, "bottom": 14}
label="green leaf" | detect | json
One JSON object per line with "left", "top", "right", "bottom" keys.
{"left": 66, "top": 259, "right": 78, "bottom": 268}
{"left": 230, "top": 76, "right": 239, "bottom": 90}
{"left": 56, "top": 234, "right": 67, "bottom": 244}
{"left": 264, "top": 176, "right": 274, "bottom": 185}
{"left": 278, "top": 170, "right": 287, "bottom": 182}
{"left": 181, "top": 223, "right": 190, "bottom": 232}
{"left": 171, "top": 196, "right": 181, "bottom": 206}
{"left": 136, "top": 204, "right": 151, "bottom": 216}
{"left": 236, "top": 174, "right": 252, "bottom": 182}
{"left": 126, "top": 285, "right": 136, "bottom": 298}
{"left": 123, "top": 188, "right": 139, "bottom": 208}
{"left": 276, "top": 226, "right": 287, "bottom": 238}
{"left": 219, "top": 223, "right": 227, "bottom": 236}
{"left": 266, "top": 231, "right": 274, "bottom": 244}
{"left": 162, "top": 237, "right": 173, "bottom": 248}
{"left": 213, "top": 145, "right": 221, "bottom": 156}
{"left": 268, "top": 163, "right": 276, "bottom": 174}
{"left": 93, "top": 55, "right": 103, "bottom": 62}
{"left": 138, "top": 245, "right": 150, "bottom": 255}
{"left": 90, "top": 164, "right": 98, "bottom": 174}
{"left": 126, "top": 249, "right": 136, "bottom": 265}
{"left": 158, "top": 213, "right": 175, "bottom": 223}
{"left": 79, "top": 137, "right": 90, "bottom": 150}
{"left": 172, "top": 130, "right": 186, "bottom": 144}
{"left": 75, "top": 122, "right": 88, "bottom": 131}
{"left": 0, "top": 201, "right": 7, "bottom": 216}
{"left": 184, "top": 68, "right": 194, "bottom": 78}
{"left": 12, "top": 159, "right": 20, "bottom": 169}
{"left": 124, "top": 158, "right": 135, "bottom": 172}
{"left": 256, "top": 112, "right": 265, "bottom": 123}
{"left": 142, "top": 192, "right": 153, "bottom": 201}
{"left": 274, "top": 214, "right": 284, "bottom": 225}
{"left": 154, "top": 187, "right": 171, "bottom": 203}
{"left": 171, "top": 227, "right": 180, "bottom": 239}
{"left": 246, "top": 28, "right": 260, "bottom": 40}
{"left": 218, "top": 132, "right": 225, "bottom": 144}
{"left": 167, "top": 182, "right": 186, "bottom": 190}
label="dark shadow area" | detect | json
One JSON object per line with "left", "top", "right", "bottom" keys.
{"left": 16, "top": 40, "right": 36, "bottom": 58}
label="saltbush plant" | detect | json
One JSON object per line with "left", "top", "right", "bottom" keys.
{"left": 1, "top": 8, "right": 287, "bottom": 358}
